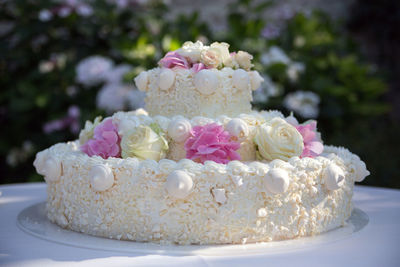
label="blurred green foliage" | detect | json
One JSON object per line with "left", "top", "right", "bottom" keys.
{"left": 0, "top": 0, "right": 398, "bottom": 188}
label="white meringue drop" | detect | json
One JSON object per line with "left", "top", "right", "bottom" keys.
{"left": 226, "top": 118, "right": 249, "bottom": 141}
{"left": 324, "top": 163, "right": 345, "bottom": 190}
{"left": 232, "top": 69, "right": 250, "bottom": 91}
{"left": 249, "top": 70, "right": 264, "bottom": 91}
{"left": 212, "top": 188, "right": 227, "bottom": 204}
{"left": 264, "top": 168, "right": 290, "bottom": 194}
{"left": 134, "top": 71, "right": 149, "bottom": 92}
{"left": 168, "top": 118, "right": 192, "bottom": 143}
{"left": 89, "top": 164, "right": 115, "bottom": 192}
{"left": 33, "top": 150, "right": 48, "bottom": 176}
{"left": 194, "top": 69, "right": 219, "bottom": 95}
{"left": 43, "top": 156, "right": 62, "bottom": 182}
{"left": 165, "top": 170, "right": 193, "bottom": 199}
{"left": 158, "top": 68, "right": 175, "bottom": 91}
{"left": 354, "top": 160, "right": 370, "bottom": 182}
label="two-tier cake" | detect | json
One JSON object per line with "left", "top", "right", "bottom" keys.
{"left": 33, "top": 41, "right": 370, "bottom": 245}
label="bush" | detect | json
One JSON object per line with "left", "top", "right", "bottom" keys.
{"left": 1, "top": 0, "right": 398, "bottom": 188}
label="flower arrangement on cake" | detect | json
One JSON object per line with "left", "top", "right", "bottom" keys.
{"left": 34, "top": 41, "right": 370, "bottom": 245}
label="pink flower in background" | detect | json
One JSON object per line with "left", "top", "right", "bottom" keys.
{"left": 81, "top": 118, "right": 121, "bottom": 159}
{"left": 184, "top": 123, "right": 241, "bottom": 164}
{"left": 43, "top": 105, "right": 80, "bottom": 134}
{"left": 191, "top": 63, "right": 207, "bottom": 73}
{"left": 294, "top": 121, "right": 323, "bottom": 158}
{"left": 159, "top": 51, "right": 190, "bottom": 69}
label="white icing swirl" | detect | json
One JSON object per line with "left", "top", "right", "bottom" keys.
{"left": 226, "top": 118, "right": 249, "bottom": 141}
{"left": 232, "top": 69, "right": 250, "bottom": 91}
{"left": 39, "top": 156, "right": 62, "bottom": 182}
{"left": 167, "top": 118, "right": 192, "bottom": 143}
{"left": 165, "top": 170, "right": 193, "bottom": 199}
{"left": 134, "top": 71, "right": 149, "bottom": 92}
{"left": 33, "top": 150, "right": 48, "bottom": 176}
{"left": 249, "top": 70, "right": 264, "bottom": 91}
{"left": 194, "top": 69, "right": 219, "bottom": 95}
{"left": 89, "top": 164, "right": 115, "bottom": 192}
{"left": 264, "top": 168, "right": 290, "bottom": 194}
{"left": 353, "top": 159, "right": 370, "bottom": 182}
{"left": 324, "top": 163, "right": 345, "bottom": 190}
{"left": 158, "top": 68, "right": 175, "bottom": 91}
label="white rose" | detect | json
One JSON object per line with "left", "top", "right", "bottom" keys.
{"left": 177, "top": 41, "right": 205, "bottom": 63}
{"left": 235, "top": 51, "right": 253, "bottom": 71}
{"left": 79, "top": 116, "right": 102, "bottom": 145}
{"left": 254, "top": 117, "right": 303, "bottom": 161}
{"left": 121, "top": 124, "right": 168, "bottom": 161}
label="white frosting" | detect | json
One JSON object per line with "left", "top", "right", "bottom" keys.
{"left": 167, "top": 118, "right": 192, "bottom": 143}
{"left": 165, "top": 170, "right": 193, "bottom": 199}
{"left": 226, "top": 118, "right": 249, "bottom": 141}
{"left": 158, "top": 68, "right": 175, "bottom": 91}
{"left": 263, "top": 168, "right": 290, "bottom": 194}
{"left": 324, "top": 163, "right": 345, "bottom": 190}
{"left": 194, "top": 69, "right": 218, "bottom": 95}
{"left": 212, "top": 188, "right": 227, "bottom": 204}
{"left": 134, "top": 71, "right": 149, "bottom": 92}
{"left": 232, "top": 69, "right": 250, "bottom": 91}
{"left": 249, "top": 71, "right": 264, "bottom": 91}
{"left": 89, "top": 164, "right": 115, "bottom": 192}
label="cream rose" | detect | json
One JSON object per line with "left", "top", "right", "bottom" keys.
{"left": 210, "top": 42, "right": 231, "bottom": 65}
{"left": 254, "top": 117, "right": 303, "bottom": 161}
{"left": 200, "top": 49, "right": 221, "bottom": 68}
{"left": 79, "top": 116, "right": 102, "bottom": 145}
{"left": 121, "top": 124, "right": 168, "bottom": 161}
{"left": 235, "top": 51, "right": 253, "bottom": 71}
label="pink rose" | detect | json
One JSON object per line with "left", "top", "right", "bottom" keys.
{"left": 294, "top": 121, "right": 324, "bottom": 158}
{"left": 191, "top": 63, "right": 208, "bottom": 73}
{"left": 184, "top": 123, "right": 241, "bottom": 164}
{"left": 159, "top": 51, "right": 190, "bottom": 69}
{"left": 81, "top": 118, "right": 121, "bottom": 159}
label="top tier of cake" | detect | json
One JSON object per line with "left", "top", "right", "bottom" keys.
{"left": 134, "top": 41, "right": 264, "bottom": 118}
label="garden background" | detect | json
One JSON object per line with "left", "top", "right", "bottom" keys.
{"left": 1, "top": 0, "right": 399, "bottom": 188}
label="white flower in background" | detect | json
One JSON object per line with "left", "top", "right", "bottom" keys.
{"left": 252, "top": 75, "right": 281, "bottom": 103}
{"left": 96, "top": 83, "right": 145, "bottom": 113}
{"left": 76, "top": 4, "right": 93, "bottom": 17}
{"left": 6, "top": 141, "right": 34, "bottom": 167}
{"left": 76, "top": 56, "right": 114, "bottom": 86}
{"left": 58, "top": 6, "right": 72, "bottom": 17}
{"left": 261, "top": 46, "right": 290, "bottom": 66}
{"left": 39, "top": 61, "right": 54, "bottom": 73}
{"left": 39, "top": 10, "right": 53, "bottom": 21}
{"left": 283, "top": 91, "right": 320, "bottom": 118}
{"left": 286, "top": 62, "right": 305, "bottom": 82}
{"left": 105, "top": 64, "right": 132, "bottom": 84}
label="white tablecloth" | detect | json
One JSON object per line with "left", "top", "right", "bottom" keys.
{"left": 0, "top": 183, "right": 399, "bottom": 267}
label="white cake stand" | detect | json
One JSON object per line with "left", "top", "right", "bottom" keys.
{"left": 16, "top": 201, "right": 368, "bottom": 256}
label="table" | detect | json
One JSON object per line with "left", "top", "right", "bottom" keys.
{"left": 1, "top": 183, "right": 399, "bottom": 267}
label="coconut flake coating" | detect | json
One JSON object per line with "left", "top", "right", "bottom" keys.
{"left": 35, "top": 136, "right": 366, "bottom": 244}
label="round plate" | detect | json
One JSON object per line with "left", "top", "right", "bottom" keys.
{"left": 17, "top": 202, "right": 368, "bottom": 256}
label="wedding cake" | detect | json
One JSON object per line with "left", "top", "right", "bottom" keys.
{"left": 33, "top": 41, "right": 370, "bottom": 245}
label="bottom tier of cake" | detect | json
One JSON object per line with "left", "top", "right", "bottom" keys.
{"left": 34, "top": 141, "right": 368, "bottom": 245}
